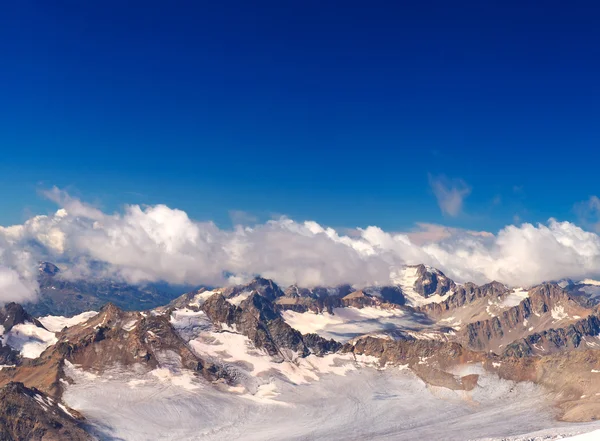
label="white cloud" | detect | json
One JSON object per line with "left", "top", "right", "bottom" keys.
{"left": 0, "top": 267, "right": 37, "bottom": 304}
{"left": 428, "top": 174, "right": 471, "bottom": 217}
{"left": 1, "top": 189, "right": 600, "bottom": 296}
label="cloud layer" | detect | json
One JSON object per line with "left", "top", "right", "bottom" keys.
{"left": 2, "top": 188, "right": 600, "bottom": 303}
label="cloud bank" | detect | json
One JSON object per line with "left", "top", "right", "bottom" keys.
{"left": 1, "top": 188, "right": 600, "bottom": 303}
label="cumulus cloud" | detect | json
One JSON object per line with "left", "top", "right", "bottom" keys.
{"left": 428, "top": 174, "right": 471, "bottom": 217}
{"left": 0, "top": 267, "right": 38, "bottom": 304}
{"left": 2, "top": 188, "right": 600, "bottom": 298}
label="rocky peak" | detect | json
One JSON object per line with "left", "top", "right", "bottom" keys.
{"left": 222, "top": 277, "right": 284, "bottom": 301}
{"left": 38, "top": 261, "right": 60, "bottom": 277}
{"left": 0, "top": 302, "right": 43, "bottom": 333}
{"left": 341, "top": 290, "right": 380, "bottom": 308}
{"left": 412, "top": 264, "right": 456, "bottom": 297}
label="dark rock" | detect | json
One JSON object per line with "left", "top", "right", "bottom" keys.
{"left": 0, "top": 382, "right": 92, "bottom": 440}
{"left": 202, "top": 292, "right": 342, "bottom": 359}
{"left": 413, "top": 264, "right": 456, "bottom": 297}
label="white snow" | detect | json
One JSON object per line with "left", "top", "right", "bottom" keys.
{"left": 3, "top": 322, "right": 57, "bottom": 358}
{"left": 500, "top": 288, "right": 529, "bottom": 307}
{"left": 189, "top": 289, "right": 220, "bottom": 307}
{"left": 280, "top": 307, "right": 428, "bottom": 342}
{"left": 38, "top": 311, "right": 98, "bottom": 333}
{"left": 551, "top": 305, "right": 568, "bottom": 321}
{"left": 150, "top": 367, "right": 201, "bottom": 391}
{"left": 579, "top": 279, "right": 600, "bottom": 286}
{"left": 122, "top": 319, "right": 138, "bottom": 332}
{"left": 58, "top": 403, "right": 76, "bottom": 418}
{"left": 226, "top": 291, "right": 252, "bottom": 306}
{"left": 61, "top": 365, "right": 594, "bottom": 441}
{"left": 189, "top": 330, "right": 355, "bottom": 384}
{"left": 391, "top": 266, "right": 453, "bottom": 306}
{"left": 563, "top": 429, "right": 600, "bottom": 440}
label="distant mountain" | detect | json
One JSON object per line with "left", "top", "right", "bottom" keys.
{"left": 26, "top": 262, "right": 198, "bottom": 316}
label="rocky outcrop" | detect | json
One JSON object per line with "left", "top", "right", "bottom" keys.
{"left": 0, "top": 341, "right": 19, "bottom": 366}
{"left": 276, "top": 284, "right": 405, "bottom": 313}
{"left": 369, "top": 286, "right": 405, "bottom": 305}
{"left": 503, "top": 314, "right": 600, "bottom": 357}
{"left": 275, "top": 295, "right": 341, "bottom": 314}
{"left": 0, "top": 382, "right": 92, "bottom": 441}
{"left": 413, "top": 264, "right": 456, "bottom": 297}
{"left": 419, "top": 281, "right": 508, "bottom": 316}
{"left": 0, "top": 302, "right": 44, "bottom": 333}
{"left": 340, "top": 290, "right": 381, "bottom": 308}
{"left": 343, "top": 336, "right": 486, "bottom": 390}
{"left": 461, "top": 283, "right": 589, "bottom": 352}
{"left": 221, "top": 277, "right": 284, "bottom": 301}
{"left": 283, "top": 284, "right": 353, "bottom": 299}
{"left": 0, "top": 303, "right": 231, "bottom": 398}
{"left": 202, "top": 293, "right": 341, "bottom": 358}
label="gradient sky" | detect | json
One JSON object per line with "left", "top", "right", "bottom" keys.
{"left": 1, "top": 1, "right": 599, "bottom": 232}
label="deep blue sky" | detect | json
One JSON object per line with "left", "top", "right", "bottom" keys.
{"left": 1, "top": 1, "right": 599, "bottom": 232}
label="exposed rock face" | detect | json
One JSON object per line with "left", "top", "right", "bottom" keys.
{"left": 57, "top": 303, "right": 227, "bottom": 380}
{"left": 202, "top": 293, "right": 341, "bottom": 358}
{"left": 0, "top": 302, "right": 44, "bottom": 333}
{"left": 461, "top": 283, "right": 589, "bottom": 352}
{"left": 419, "top": 281, "right": 508, "bottom": 316}
{"left": 276, "top": 285, "right": 405, "bottom": 312}
{"left": 369, "top": 286, "right": 405, "bottom": 305}
{"left": 275, "top": 295, "right": 340, "bottom": 314}
{"left": 0, "top": 303, "right": 230, "bottom": 398}
{"left": 413, "top": 264, "right": 456, "bottom": 297}
{"left": 344, "top": 336, "right": 486, "bottom": 390}
{"left": 504, "top": 314, "right": 600, "bottom": 357}
{"left": 0, "top": 341, "right": 19, "bottom": 366}
{"left": 222, "top": 277, "right": 284, "bottom": 301}
{"left": 283, "top": 284, "right": 353, "bottom": 299}
{"left": 340, "top": 290, "right": 381, "bottom": 308}
{"left": 0, "top": 382, "right": 92, "bottom": 441}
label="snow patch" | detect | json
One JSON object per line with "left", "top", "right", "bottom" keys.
{"left": 38, "top": 311, "right": 98, "bottom": 333}
{"left": 3, "top": 322, "right": 57, "bottom": 358}
{"left": 500, "top": 288, "right": 529, "bottom": 307}
{"left": 551, "top": 305, "right": 568, "bottom": 321}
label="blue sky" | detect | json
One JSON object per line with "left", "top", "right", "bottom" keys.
{"left": 1, "top": 1, "right": 599, "bottom": 232}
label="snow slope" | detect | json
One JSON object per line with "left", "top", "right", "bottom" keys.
{"left": 280, "top": 307, "right": 431, "bottom": 342}
{"left": 63, "top": 364, "right": 600, "bottom": 441}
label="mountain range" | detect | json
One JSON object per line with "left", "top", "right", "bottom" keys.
{"left": 1, "top": 263, "right": 600, "bottom": 439}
